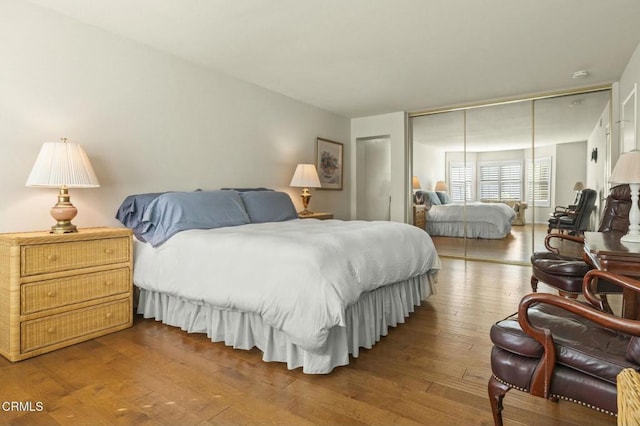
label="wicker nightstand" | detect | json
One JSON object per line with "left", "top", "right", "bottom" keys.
{"left": 298, "top": 212, "right": 333, "bottom": 220}
{"left": 413, "top": 205, "right": 426, "bottom": 230}
{"left": 0, "top": 227, "right": 133, "bottom": 362}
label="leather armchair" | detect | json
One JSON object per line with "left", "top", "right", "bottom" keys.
{"left": 547, "top": 188, "right": 597, "bottom": 235}
{"left": 489, "top": 270, "right": 640, "bottom": 425}
{"left": 531, "top": 185, "right": 631, "bottom": 304}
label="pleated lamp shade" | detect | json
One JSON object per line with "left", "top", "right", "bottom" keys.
{"left": 290, "top": 164, "right": 321, "bottom": 215}
{"left": 26, "top": 139, "right": 99, "bottom": 233}
{"left": 26, "top": 141, "right": 100, "bottom": 188}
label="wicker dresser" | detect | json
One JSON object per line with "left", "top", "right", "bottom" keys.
{"left": 0, "top": 227, "right": 133, "bottom": 362}
{"left": 413, "top": 205, "right": 426, "bottom": 230}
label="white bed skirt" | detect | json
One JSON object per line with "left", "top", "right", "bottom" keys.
{"left": 137, "top": 273, "right": 435, "bottom": 374}
{"left": 426, "top": 221, "right": 509, "bottom": 239}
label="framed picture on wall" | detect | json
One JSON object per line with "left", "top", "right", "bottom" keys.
{"left": 316, "top": 137, "right": 343, "bottom": 190}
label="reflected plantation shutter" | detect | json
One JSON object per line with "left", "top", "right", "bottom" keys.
{"left": 527, "top": 157, "right": 551, "bottom": 207}
{"left": 479, "top": 161, "right": 522, "bottom": 201}
{"left": 479, "top": 163, "right": 500, "bottom": 200}
{"left": 450, "top": 162, "right": 472, "bottom": 202}
{"left": 500, "top": 161, "right": 522, "bottom": 201}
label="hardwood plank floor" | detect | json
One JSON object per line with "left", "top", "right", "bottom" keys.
{"left": 432, "top": 223, "right": 575, "bottom": 264}
{"left": 0, "top": 258, "right": 616, "bottom": 425}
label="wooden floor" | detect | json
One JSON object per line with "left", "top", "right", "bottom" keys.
{"left": 0, "top": 259, "right": 616, "bottom": 425}
{"left": 433, "top": 224, "right": 578, "bottom": 264}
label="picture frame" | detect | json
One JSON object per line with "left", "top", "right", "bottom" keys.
{"left": 315, "top": 137, "right": 343, "bottom": 190}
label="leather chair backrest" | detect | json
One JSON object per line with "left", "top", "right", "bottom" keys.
{"left": 574, "top": 188, "right": 592, "bottom": 211}
{"left": 598, "top": 184, "right": 631, "bottom": 234}
{"left": 574, "top": 189, "right": 598, "bottom": 231}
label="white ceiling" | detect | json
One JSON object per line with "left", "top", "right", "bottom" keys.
{"left": 29, "top": 0, "right": 640, "bottom": 118}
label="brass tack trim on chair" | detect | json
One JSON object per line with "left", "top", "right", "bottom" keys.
{"left": 493, "top": 375, "right": 616, "bottom": 417}
{"left": 549, "top": 394, "right": 616, "bottom": 416}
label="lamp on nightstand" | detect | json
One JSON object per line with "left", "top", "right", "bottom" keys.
{"left": 434, "top": 181, "right": 448, "bottom": 192}
{"left": 610, "top": 150, "right": 640, "bottom": 243}
{"left": 412, "top": 176, "right": 422, "bottom": 190}
{"left": 26, "top": 138, "right": 100, "bottom": 233}
{"left": 290, "top": 163, "right": 321, "bottom": 216}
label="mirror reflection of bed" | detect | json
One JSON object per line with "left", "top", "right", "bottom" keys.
{"left": 411, "top": 89, "right": 612, "bottom": 264}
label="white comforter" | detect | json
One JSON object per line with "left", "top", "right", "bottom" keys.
{"left": 134, "top": 219, "right": 440, "bottom": 353}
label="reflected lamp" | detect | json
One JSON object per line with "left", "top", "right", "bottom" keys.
{"left": 573, "top": 181, "right": 585, "bottom": 204}
{"left": 412, "top": 176, "right": 422, "bottom": 190}
{"left": 434, "top": 181, "right": 448, "bottom": 192}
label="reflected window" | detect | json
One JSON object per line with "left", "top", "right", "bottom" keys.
{"left": 450, "top": 161, "right": 472, "bottom": 202}
{"left": 479, "top": 161, "right": 522, "bottom": 201}
{"left": 527, "top": 156, "right": 551, "bottom": 207}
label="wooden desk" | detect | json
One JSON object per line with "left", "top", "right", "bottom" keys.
{"left": 584, "top": 232, "right": 640, "bottom": 319}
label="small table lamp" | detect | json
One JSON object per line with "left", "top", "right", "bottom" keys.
{"left": 412, "top": 176, "right": 422, "bottom": 190}
{"left": 573, "top": 181, "right": 585, "bottom": 204}
{"left": 26, "top": 138, "right": 100, "bottom": 233}
{"left": 610, "top": 150, "right": 640, "bottom": 243}
{"left": 290, "top": 164, "right": 321, "bottom": 215}
{"left": 434, "top": 181, "right": 448, "bottom": 192}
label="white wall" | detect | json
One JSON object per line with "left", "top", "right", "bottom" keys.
{"left": 0, "top": 0, "right": 350, "bottom": 233}
{"left": 351, "top": 112, "right": 407, "bottom": 222}
{"left": 413, "top": 143, "right": 446, "bottom": 192}
{"left": 619, "top": 42, "right": 640, "bottom": 158}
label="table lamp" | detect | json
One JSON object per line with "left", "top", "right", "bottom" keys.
{"left": 412, "top": 176, "right": 422, "bottom": 190}
{"left": 610, "top": 150, "right": 640, "bottom": 243}
{"left": 290, "top": 164, "right": 321, "bottom": 215}
{"left": 26, "top": 138, "right": 100, "bottom": 233}
{"left": 435, "top": 181, "right": 448, "bottom": 192}
{"left": 573, "top": 181, "right": 584, "bottom": 204}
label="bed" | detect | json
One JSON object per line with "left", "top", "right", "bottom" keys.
{"left": 417, "top": 191, "right": 516, "bottom": 239}
{"left": 117, "top": 189, "right": 441, "bottom": 374}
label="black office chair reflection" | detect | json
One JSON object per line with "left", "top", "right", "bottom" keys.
{"left": 547, "top": 188, "right": 597, "bottom": 235}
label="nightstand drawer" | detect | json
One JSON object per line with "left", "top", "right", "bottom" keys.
{"left": 21, "top": 268, "right": 131, "bottom": 315}
{"left": 21, "top": 237, "right": 130, "bottom": 276}
{"left": 413, "top": 205, "right": 426, "bottom": 229}
{"left": 21, "top": 299, "right": 130, "bottom": 353}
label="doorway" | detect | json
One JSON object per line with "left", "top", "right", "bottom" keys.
{"left": 356, "top": 136, "right": 391, "bottom": 221}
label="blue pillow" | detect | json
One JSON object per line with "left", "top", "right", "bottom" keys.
{"left": 436, "top": 191, "right": 450, "bottom": 204}
{"left": 138, "top": 190, "right": 250, "bottom": 247}
{"left": 425, "top": 191, "right": 442, "bottom": 206}
{"left": 240, "top": 191, "right": 298, "bottom": 223}
{"left": 115, "top": 192, "right": 169, "bottom": 241}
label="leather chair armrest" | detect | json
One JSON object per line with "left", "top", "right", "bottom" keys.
{"left": 583, "top": 270, "right": 640, "bottom": 311}
{"left": 517, "top": 272, "right": 640, "bottom": 399}
{"left": 543, "top": 232, "right": 585, "bottom": 255}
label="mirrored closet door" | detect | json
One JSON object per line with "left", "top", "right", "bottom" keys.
{"left": 411, "top": 88, "right": 612, "bottom": 264}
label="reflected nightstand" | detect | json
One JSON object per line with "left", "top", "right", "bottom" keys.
{"left": 413, "top": 205, "right": 426, "bottom": 230}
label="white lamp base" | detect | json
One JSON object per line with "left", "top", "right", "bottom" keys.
{"left": 623, "top": 183, "right": 640, "bottom": 243}
{"left": 621, "top": 233, "right": 640, "bottom": 243}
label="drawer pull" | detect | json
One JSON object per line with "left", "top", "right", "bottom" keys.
{"left": 105, "top": 312, "right": 113, "bottom": 319}
{"left": 47, "top": 291, "right": 57, "bottom": 298}
{"left": 105, "top": 248, "right": 114, "bottom": 255}
{"left": 47, "top": 327, "right": 56, "bottom": 334}
{"left": 104, "top": 280, "right": 113, "bottom": 287}
{"left": 47, "top": 254, "right": 57, "bottom": 261}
